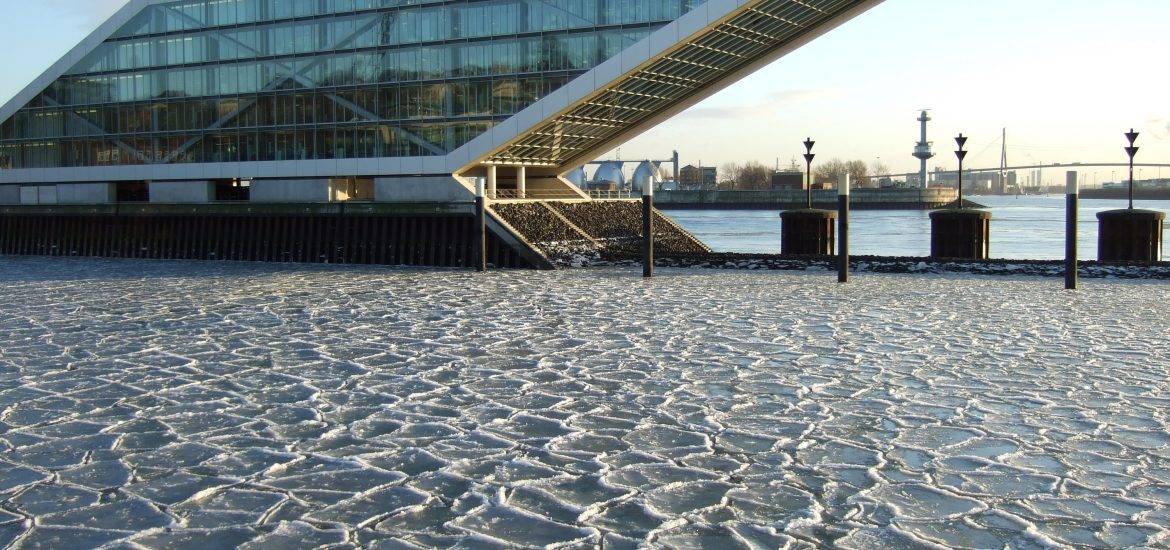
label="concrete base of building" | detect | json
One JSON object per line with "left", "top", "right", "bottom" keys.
{"left": 149, "top": 181, "right": 213, "bottom": 203}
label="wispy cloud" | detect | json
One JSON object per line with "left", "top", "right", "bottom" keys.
{"left": 679, "top": 89, "right": 840, "bottom": 120}
{"left": 1148, "top": 117, "right": 1170, "bottom": 140}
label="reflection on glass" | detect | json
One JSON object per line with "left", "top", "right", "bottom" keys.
{"left": 0, "top": 0, "right": 687, "bottom": 169}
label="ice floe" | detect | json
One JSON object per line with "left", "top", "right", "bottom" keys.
{"left": 0, "top": 256, "right": 1167, "bottom": 548}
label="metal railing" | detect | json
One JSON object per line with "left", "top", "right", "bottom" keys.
{"left": 491, "top": 189, "right": 585, "bottom": 200}
{"left": 485, "top": 189, "right": 638, "bottom": 200}
{"left": 585, "top": 190, "right": 635, "bottom": 200}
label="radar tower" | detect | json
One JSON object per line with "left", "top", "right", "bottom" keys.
{"left": 913, "top": 110, "right": 934, "bottom": 189}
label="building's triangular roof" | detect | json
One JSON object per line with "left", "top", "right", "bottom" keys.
{"left": 0, "top": 0, "right": 155, "bottom": 125}
{"left": 450, "top": 0, "right": 882, "bottom": 175}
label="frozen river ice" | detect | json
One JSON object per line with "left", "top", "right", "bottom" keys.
{"left": 0, "top": 257, "right": 1168, "bottom": 549}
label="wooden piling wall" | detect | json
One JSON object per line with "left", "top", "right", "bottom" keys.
{"left": 0, "top": 203, "right": 531, "bottom": 269}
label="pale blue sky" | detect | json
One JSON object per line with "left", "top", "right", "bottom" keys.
{"left": 1, "top": 0, "right": 1167, "bottom": 183}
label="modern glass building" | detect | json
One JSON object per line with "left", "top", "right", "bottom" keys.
{"left": 1, "top": 0, "right": 701, "bottom": 169}
{"left": 0, "top": 0, "right": 878, "bottom": 205}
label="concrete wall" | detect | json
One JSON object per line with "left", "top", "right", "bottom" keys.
{"left": 39, "top": 186, "right": 60, "bottom": 204}
{"left": 0, "top": 185, "right": 18, "bottom": 204}
{"left": 329, "top": 178, "right": 375, "bottom": 201}
{"left": 20, "top": 186, "right": 59, "bottom": 205}
{"left": 58, "top": 183, "right": 115, "bottom": 204}
{"left": 149, "top": 181, "right": 212, "bottom": 203}
{"left": 375, "top": 176, "right": 471, "bottom": 202}
{"left": 250, "top": 179, "right": 329, "bottom": 203}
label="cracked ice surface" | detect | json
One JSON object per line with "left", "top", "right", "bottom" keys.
{"left": 0, "top": 257, "right": 1169, "bottom": 549}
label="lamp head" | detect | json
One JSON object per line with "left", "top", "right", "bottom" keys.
{"left": 955, "top": 134, "right": 968, "bottom": 150}
{"left": 1125, "top": 129, "right": 1139, "bottom": 146}
{"left": 803, "top": 138, "right": 815, "bottom": 153}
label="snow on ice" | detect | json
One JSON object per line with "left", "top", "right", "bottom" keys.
{"left": 0, "top": 257, "right": 1168, "bottom": 548}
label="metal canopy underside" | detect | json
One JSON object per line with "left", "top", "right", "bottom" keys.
{"left": 483, "top": 0, "right": 867, "bottom": 169}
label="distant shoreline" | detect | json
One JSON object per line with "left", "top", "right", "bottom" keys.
{"left": 1081, "top": 188, "right": 1170, "bottom": 200}
{"left": 654, "top": 187, "right": 961, "bottom": 210}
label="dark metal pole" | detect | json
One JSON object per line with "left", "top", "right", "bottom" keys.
{"left": 475, "top": 177, "right": 487, "bottom": 272}
{"left": 642, "top": 184, "right": 653, "bottom": 278}
{"left": 1125, "top": 129, "right": 1139, "bottom": 210}
{"left": 955, "top": 134, "right": 968, "bottom": 208}
{"left": 803, "top": 138, "right": 815, "bottom": 209}
{"left": 958, "top": 158, "right": 963, "bottom": 206}
{"left": 1065, "top": 171, "right": 1077, "bottom": 290}
{"left": 806, "top": 158, "right": 812, "bottom": 208}
{"left": 838, "top": 174, "right": 850, "bottom": 283}
{"left": 1128, "top": 157, "right": 1135, "bottom": 210}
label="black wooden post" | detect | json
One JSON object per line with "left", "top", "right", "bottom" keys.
{"left": 838, "top": 173, "right": 850, "bottom": 284}
{"left": 475, "top": 177, "right": 487, "bottom": 272}
{"left": 643, "top": 183, "right": 654, "bottom": 278}
{"left": 1065, "top": 171, "right": 1078, "bottom": 290}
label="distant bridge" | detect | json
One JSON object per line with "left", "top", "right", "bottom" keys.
{"left": 878, "top": 163, "right": 1170, "bottom": 178}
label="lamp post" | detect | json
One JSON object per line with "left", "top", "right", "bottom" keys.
{"left": 803, "top": 138, "right": 815, "bottom": 208}
{"left": 781, "top": 137, "right": 834, "bottom": 255}
{"left": 930, "top": 132, "right": 990, "bottom": 259}
{"left": 1125, "top": 129, "right": 1139, "bottom": 209}
{"left": 1097, "top": 127, "right": 1163, "bottom": 263}
{"left": 954, "top": 134, "right": 968, "bottom": 208}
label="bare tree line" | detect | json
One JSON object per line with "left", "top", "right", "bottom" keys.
{"left": 718, "top": 158, "right": 892, "bottom": 190}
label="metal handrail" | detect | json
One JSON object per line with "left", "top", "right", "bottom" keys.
{"left": 585, "top": 190, "right": 635, "bottom": 200}
{"left": 485, "top": 189, "right": 638, "bottom": 200}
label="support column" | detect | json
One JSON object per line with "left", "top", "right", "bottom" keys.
{"left": 516, "top": 166, "right": 527, "bottom": 199}
{"left": 642, "top": 183, "right": 653, "bottom": 278}
{"left": 476, "top": 177, "right": 487, "bottom": 272}
{"left": 838, "top": 173, "right": 850, "bottom": 284}
{"left": 487, "top": 165, "right": 497, "bottom": 199}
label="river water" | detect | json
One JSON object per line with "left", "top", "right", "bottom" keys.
{"left": 665, "top": 195, "right": 1169, "bottom": 260}
{"left": 2, "top": 257, "right": 1168, "bottom": 547}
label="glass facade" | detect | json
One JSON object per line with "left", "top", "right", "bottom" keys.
{"left": 0, "top": 0, "right": 697, "bottom": 170}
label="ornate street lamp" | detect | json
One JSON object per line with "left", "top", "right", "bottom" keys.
{"left": 954, "top": 134, "right": 968, "bottom": 208}
{"left": 803, "top": 138, "right": 815, "bottom": 208}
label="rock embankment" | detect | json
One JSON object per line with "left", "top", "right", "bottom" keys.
{"left": 490, "top": 203, "right": 588, "bottom": 245}
{"left": 590, "top": 253, "right": 1170, "bottom": 279}
{"left": 548, "top": 201, "right": 709, "bottom": 256}
{"left": 489, "top": 202, "right": 600, "bottom": 266}
{"left": 489, "top": 201, "right": 709, "bottom": 266}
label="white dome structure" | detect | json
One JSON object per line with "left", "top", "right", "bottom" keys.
{"left": 592, "top": 162, "right": 626, "bottom": 188}
{"left": 564, "top": 167, "right": 587, "bottom": 187}
{"left": 631, "top": 161, "right": 663, "bottom": 193}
